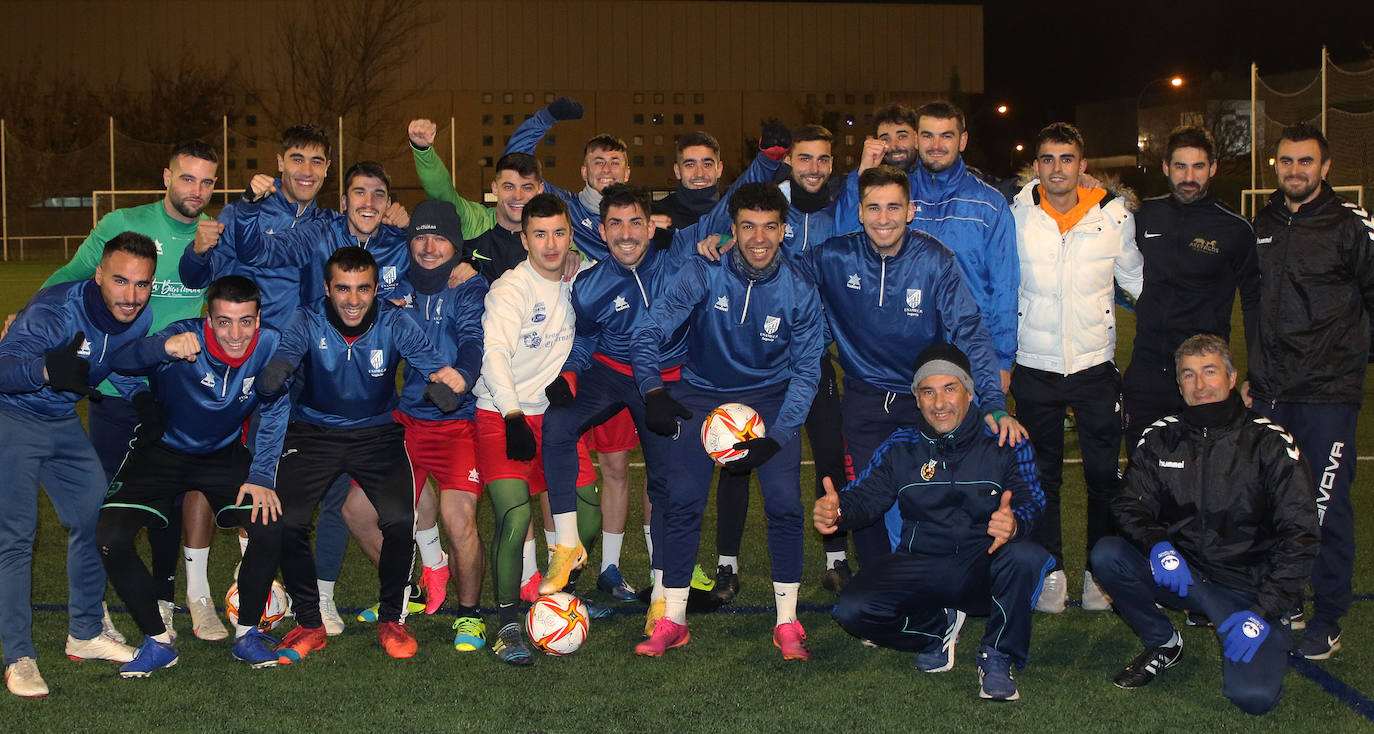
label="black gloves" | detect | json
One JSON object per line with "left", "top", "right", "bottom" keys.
{"left": 759, "top": 121, "right": 792, "bottom": 161}
{"left": 45, "top": 331, "right": 99, "bottom": 400}
{"left": 545, "top": 373, "right": 576, "bottom": 407}
{"left": 423, "top": 382, "right": 461, "bottom": 414}
{"left": 131, "top": 391, "right": 165, "bottom": 445}
{"left": 645, "top": 388, "right": 692, "bottom": 437}
{"left": 726, "top": 436, "right": 782, "bottom": 474}
{"left": 547, "top": 97, "right": 584, "bottom": 121}
{"left": 254, "top": 359, "right": 295, "bottom": 400}
{"left": 505, "top": 414, "right": 538, "bottom": 461}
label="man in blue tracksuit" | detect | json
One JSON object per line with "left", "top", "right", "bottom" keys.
{"left": 822, "top": 344, "right": 1047, "bottom": 702}
{"left": 833, "top": 102, "right": 1019, "bottom": 387}
{"left": 99, "top": 276, "right": 290, "bottom": 675}
{"left": 797, "top": 165, "right": 1021, "bottom": 565}
{"left": 630, "top": 183, "right": 825, "bottom": 661}
{"left": 0, "top": 232, "right": 157, "bottom": 697}
{"left": 251, "top": 246, "right": 466, "bottom": 664}
{"left": 232, "top": 160, "right": 411, "bottom": 632}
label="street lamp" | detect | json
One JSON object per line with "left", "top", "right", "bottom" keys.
{"left": 1136, "top": 75, "right": 1186, "bottom": 166}
{"left": 1011, "top": 143, "right": 1024, "bottom": 170}
{"left": 996, "top": 104, "right": 1009, "bottom": 115}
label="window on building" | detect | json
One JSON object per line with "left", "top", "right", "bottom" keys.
{"left": 694, "top": 93, "right": 705, "bottom": 104}
{"left": 673, "top": 113, "right": 684, "bottom": 125}
{"left": 482, "top": 114, "right": 493, "bottom": 125}
{"left": 246, "top": 115, "right": 257, "bottom": 127}
{"left": 545, "top": 92, "right": 555, "bottom": 103}
{"left": 524, "top": 93, "right": 534, "bottom": 104}
{"left": 228, "top": 138, "right": 237, "bottom": 149}
{"left": 633, "top": 135, "right": 644, "bottom": 146}
{"left": 694, "top": 113, "right": 705, "bottom": 124}
{"left": 653, "top": 155, "right": 665, "bottom": 167}
{"left": 246, "top": 158, "right": 257, "bottom": 169}
{"left": 653, "top": 92, "right": 664, "bottom": 104}
{"left": 228, "top": 159, "right": 236, "bottom": 170}
{"left": 654, "top": 135, "right": 664, "bottom": 146}
{"left": 503, "top": 92, "right": 514, "bottom": 103}
{"left": 634, "top": 113, "right": 644, "bottom": 125}
{"left": 503, "top": 114, "right": 514, "bottom": 125}
{"left": 845, "top": 94, "right": 855, "bottom": 105}
{"left": 825, "top": 94, "right": 835, "bottom": 105}
{"left": 864, "top": 94, "right": 875, "bottom": 104}
{"left": 247, "top": 138, "right": 256, "bottom": 149}
{"left": 845, "top": 135, "right": 855, "bottom": 145}
{"left": 479, "top": 156, "right": 492, "bottom": 167}
{"left": 544, "top": 156, "right": 556, "bottom": 168}
{"left": 651, "top": 113, "right": 664, "bottom": 125}
{"left": 633, "top": 155, "right": 645, "bottom": 167}
{"left": 674, "top": 93, "right": 685, "bottom": 104}
{"left": 634, "top": 92, "right": 645, "bottom": 104}
{"left": 482, "top": 135, "right": 493, "bottom": 147}
{"left": 545, "top": 135, "right": 555, "bottom": 146}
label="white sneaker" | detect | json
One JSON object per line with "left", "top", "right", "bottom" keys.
{"left": 1035, "top": 570, "right": 1067, "bottom": 613}
{"left": 5, "top": 657, "right": 47, "bottom": 697}
{"left": 101, "top": 602, "right": 126, "bottom": 644}
{"left": 1082, "top": 571, "right": 1113, "bottom": 611}
{"left": 158, "top": 600, "right": 178, "bottom": 642}
{"left": 65, "top": 633, "right": 136, "bottom": 663}
{"left": 319, "top": 595, "right": 345, "bottom": 636}
{"left": 187, "top": 595, "right": 229, "bottom": 641}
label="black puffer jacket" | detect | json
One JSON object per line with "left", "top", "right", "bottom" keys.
{"left": 1250, "top": 183, "right": 1374, "bottom": 405}
{"left": 1115, "top": 391, "right": 1318, "bottom": 620}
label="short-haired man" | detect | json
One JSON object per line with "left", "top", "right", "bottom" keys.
{"left": 0, "top": 232, "right": 157, "bottom": 696}
{"left": 1093, "top": 334, "right": 1317, "bottom": 714}
{"left": 1010, "top": 122, "right": 1143, "bottom": 613}
{"left": 175, "top": 123, "right": 334, "bottom": 642}
{"left": 472, "top": 193, "right": 599, "bottom": 666}
{"left": 1244, "top": 123, "right": 1374, "bottom": 659}
{"left": 652, "top": 131, "right": 724, "bottom": 229}
{"left": 99, "top": 275, "right": 290, "bottom": 674}
{"left": 234, "top": 160, "right": 411, "bottom": 631}
{"left": 821, "top": 343, "right": 1046, "bottom": 702}
{"left": 252, "top": 246, "right": 466, "bottom": 663}
{"left": 631, "top": 183, "right": 825, "bottom": 660}
{"left": 870, "top": 103, "right": 921, "bottom": 173}
{"left": 835, "top": 101, "right": 1019, "bottom": 391}
{"left": 1123, "top": 125, "right": 1259, "bottom": 450}
{"left": 798, "top": 165, "right": 1022, "bottom": 564}
{"left": 42, "top": 141, "right": 219, "bottom": 640}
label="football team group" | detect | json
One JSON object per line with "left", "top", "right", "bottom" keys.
{"left": 1, "top": 94, "right": 1370, "bottom": 712}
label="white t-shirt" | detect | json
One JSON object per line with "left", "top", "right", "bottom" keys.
{"left": 474, "top": 260, "right": 577, "bottom": 416}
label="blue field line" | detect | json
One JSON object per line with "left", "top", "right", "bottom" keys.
{"left": 1288, "top": 655, "right": 1374, "bottom": 723}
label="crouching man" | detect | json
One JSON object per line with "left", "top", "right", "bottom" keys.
{"left": 1091, "top": 333, "right": 1318, "bottom": 715}
{"left": 820, "top": 344, "right": 1048, "bottom": 702}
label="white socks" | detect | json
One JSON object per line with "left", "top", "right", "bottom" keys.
{"left": 601, "top": 532, "right": 623, "bottom": 572}
{"left": 665, "top": 587, "right": 689, "bottom": 624}
{"left": 774, "top": 581, "right": 800, "bottom": 625}
{"left": 415, "top": 525, "right": 443, "bottom": 568}
{"left": 237, "top": 533, "right": 249, "bottom": 556}
{"left": 521, "top": 538, "right": 538, "bottom": 584}
{"left": 718, "top": 555, "right": 739, "bottom": 573}
{"left": 318, "top": 578, "right": 336, "bottom": 601}
{"left": 544, "top": 530, "right": 557, "bottom": 561}
{"left": 642, "top": 524, "right": 653, "bottom": 559}
{"left": 825, "top": 550, "right": 846, "bottom": 567}
{"left": 183, "top": 546, "right": 211, "bottom": 602}
{"left": 233, "top": 624, "right": 253, "bottom": 640}
{"left": 651, "top": 569, "right": 665, "bottom": 602}
{"left": 552, "top": 511, "right": 579, "bottom": 549}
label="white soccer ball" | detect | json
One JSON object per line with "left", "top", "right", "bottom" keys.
{"left": 700, "top": 402, "right": 766, "bottom": 465}
{"left": 225, "top": 579, "right": 291, "bottom": 631}
{"left": 525, "top": 591, "right": 590, "bottom": 656}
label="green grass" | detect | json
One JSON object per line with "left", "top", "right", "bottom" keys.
{"left": 3, "top": 258, "right": 1374, "bottom": 730}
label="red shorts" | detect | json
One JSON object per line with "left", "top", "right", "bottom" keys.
{"left": 589, "top": 408, "right": 640, "bottom": 453}
{"left": 394, "top": 411, "right": 481, "bottom": 498}
{"left": 475, "top": 409, "right": 596, "bottom": 495}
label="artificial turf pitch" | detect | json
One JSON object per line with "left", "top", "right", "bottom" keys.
{"left": 2, "top": 258, "right": 1374, "bottom": 731}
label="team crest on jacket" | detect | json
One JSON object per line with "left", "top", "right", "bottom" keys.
{"left": 784, "top": 223, "right": 794, "bottom": 240}
{"left": 522, "top": 331, "right": 542, "bottom": 349}
{"left": 761, "top": 315, "right": 781, "bottom": 342}
{"left": 714, "top": 296, "right": 730, "bottom": 312}
{"left": 846, "top": 273, "right": 862, "bottom": 290}
{"left": 200, "top": 372, "right": 216, "bottom": 389}
{"left": 613, "top": 295, "right": 629, "bottom": 312}
{"left": 241, "top": 376, "right": 255, "bottom": 401}
{"left": 77, "top": 338, "right": 92, "bottom": 357}
{"left": 368, "top": 349, "right": 385, "bottom": 376}
{"left": 905, "top": 288, "right": 923, "bottom": 316}
{"left": 381, "top": 266, "right": 397, "bottom": 285}
{"left": 920, "top": 459, "right": 936, "bottom": 481}
{"left": 531, "top": 301, "right": 547, "bottom": 323}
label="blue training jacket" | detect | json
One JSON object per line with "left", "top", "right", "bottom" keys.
{"left": 833, "top": 157, "right": 1019, "bottom": 370}
{"left": 179, "top": 181, "right": 331, "bottom": 330}
{"left": 0, "top": 280, "right": 151, "bottom": 418}
{"left": 232, "top": 195, "right": 409, "bottom": 312}
{"left": 276, "top": 299, "right": 450, "bottom": 428}
{"left": 393, "top": 276, "right": 487, "bottom": 422}
{"left": 631, "top": 253, "right": 825, "bottom": 446}
{"left": 796, "top": 228, "right": 1006, "bottom": 414}
{"left": 778, "top": 180, "right": 837, "bottom": 263}
{"left": 505, "top": 107, "right": 782, "bottom": 263}
{"left": 109, "top": 318, "right": 289, "bottom": 489}
{"left": 839, "top": 407, "right": 1043, "bottom": 554}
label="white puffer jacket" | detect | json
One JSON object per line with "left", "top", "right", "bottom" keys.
{"left": 1012, "top": 180, "right": 1143, "bottom": 375}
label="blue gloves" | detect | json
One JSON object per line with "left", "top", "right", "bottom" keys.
{"left": 547, "top": 97, "right": 583, "bottom": 121}
{"left": 1149, "top": 541, "right": 1194, "bottom": 597}
{"left": 1217, "top": 611, "right": 1270, "bottom": 663}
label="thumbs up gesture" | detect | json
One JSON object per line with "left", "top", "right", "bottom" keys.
{"left": 987, "top": 491, "right": 1016, "bottom": 554}
{"left": 813, "top": 476, "right": 842, "bottom": 535}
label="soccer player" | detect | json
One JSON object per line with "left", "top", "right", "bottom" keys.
{"left": 798, "top": 165, "right": 1021, "bottom": 565}
{"left": 334, "top": 200, "right": 489, "bottom": 649}
{"left": 1244, "top": 123, "right": 1374, "bottom": 659}
{"left": 1093, "top": 335, "right": 1317, "bottom": 714}
{"left": 1123, "top": 125, "right": 1259, "bottom": 450}
{"left": 0, "top": 232, "right": 156, "bottom": 697}
{"left": 631, "top": 183, "right": 825, "bottom": 660}
{"left": 1010, "top": 123, "right": 1142, "bottom": 613}
{"left": 822, "top": 344, "right": 1047, "bottom": 702}
{"left": 41, "top": 140, "right": 219, "bottom": 640}
{"left": 472, "top": 193, "right": 598, "bottom": 666}
{"left": 233, "top": 161, "right": 410, "bottom": 634}
{"left": 99, "top": 275, "right": 290, "bottom": 674}
{"left": 253, "top": 246, "right": 465, "bottom": 663}
{"left": 652, "top": 131, "right": 725, "bottom": 229}
{"left": 834, "top": 101, "right": 1019, "bottom": 392}
{"left": 175, "top": 123, "right": 334, "bottom": 642}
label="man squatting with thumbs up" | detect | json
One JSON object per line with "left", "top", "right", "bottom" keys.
{"left": 816, "top": 343, "right": 1047, "bottom": 703}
